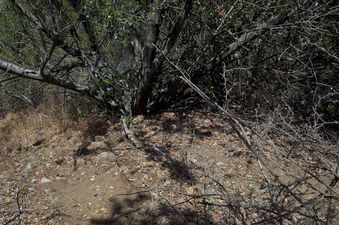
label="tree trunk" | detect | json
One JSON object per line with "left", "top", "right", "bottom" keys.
{"left": 132, "top": 0, "right": 161, "bottom": 115}
{"left": 132, "top": 0, "right": 193, "bottom": 115}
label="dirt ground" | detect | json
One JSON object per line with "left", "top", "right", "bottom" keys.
{"left": 0, "top": 110, "right": 338, "bottom": 224}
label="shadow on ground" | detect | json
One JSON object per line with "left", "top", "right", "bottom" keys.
{"left": 146, "top": 111, "right": 232, "bottom": 139}
{"left": 143, "top": 143, "right": 196, "bottom": 183}
{"left": 90, "top": 192, "right": 216, "bottom": 225}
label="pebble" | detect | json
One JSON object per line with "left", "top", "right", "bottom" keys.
{"left": 227, "top": 150, "right": 243, "bottom": 157}
{"left": 40, "top": 177, "right": 52, "bottom": 183}
{"left": 23, "top": 161, "right": 38, "bottom": 173}
{"left": 227, "top": 135, "right": 236, "bottom": 141}
{"left": 95, "top": 152, "right": 116, "bottom": 162}
{"left": 144, "top": 161, "right": 154, "bottom": 167}
{"left": 95, "top": 135, "right": 105, "bottom": 141}
{"left": 88, "top": 141, "right": 107, "bottom": 150}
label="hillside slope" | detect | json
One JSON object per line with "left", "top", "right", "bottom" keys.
{"left": 1, "top": 109, "right": 338, "bottom": 224}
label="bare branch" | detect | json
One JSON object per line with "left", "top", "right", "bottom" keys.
{"left": 11, "top": 0, "right": 82, "bottom": 58}
{"left": 0, "top": 59, "right": 91, "bottom": 95}
{"left": 163, "top": 0, "right": 193, "bottom": 56}
{"left": 209, "top": 0, "right": 310, "bottom": 67}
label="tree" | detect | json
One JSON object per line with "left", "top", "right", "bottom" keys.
{"left": 0, "top": 0, "right": 194, "bottom": 115}
{"left": 1, "top": 2, "right": 338, "bottom": 223}
{"left": 0, "top": 0, "right": 338, "bottom": 122}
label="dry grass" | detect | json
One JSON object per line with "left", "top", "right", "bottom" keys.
{"left": 0, "top": 96, "right": 115, "bottom": 156}
{"left": 0, "top": 108, "right": 62, "bottom": 153}
{"left": 0, "top": 97, "right": 97, "bottom": 154}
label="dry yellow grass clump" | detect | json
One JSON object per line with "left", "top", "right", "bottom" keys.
{"left": 0, "top": 104, "right": 74, "bottom": 154}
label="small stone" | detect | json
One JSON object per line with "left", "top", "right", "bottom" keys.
{"left": 55, "top": 158, "right": 64, "bottom": 165}
{"left": 227, "top": 150, "right": 243, "bottom": 157}
{"left": 227, "top": 135, "right": 235, "bottom": 141}
{"left": 144, "top": 161, "right": 154, "bottom": 167}
{"left": 143, "top": 168, "right": 150, "bottom": 173}
{"left": 216, "top": 162, "right": 224, "bottom": 166}
{"left": 40, "top": 177, "right": 52, "bottom": 183}
{"left": 95, "top": 135, "right": 105, "bottom": 141}
{"left": 95, "top": 152, "right": 116, "bottom": 162}
{"left": 191, "top": 158, "right": 198, "bottom": 164}
{"left": 186, "top": 186, "right": 196, "bottom": 195}
{"left": 23, "top": 161, "right": 38, "bottom": 173}
{"left": 88, "top": 141, "right": 107, "bottom": 150}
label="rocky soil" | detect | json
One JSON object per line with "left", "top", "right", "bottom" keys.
{"left": 0, "top": 111, "right": 338, "bottom": 225}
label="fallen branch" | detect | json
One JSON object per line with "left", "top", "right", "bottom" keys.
{"left": 122, "top": 116, "right": 165, "bottom": 156}
{"left": 4, "top": 190, "right": 24, "bottom": 225}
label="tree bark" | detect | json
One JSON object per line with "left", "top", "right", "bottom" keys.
{"left": 131, "top": 0, "right": 161, "bottom": 115}
{"left": 0, "top": 60, "right": 92, "bottom": 96}
{"left": 132, "top": 0, "right": 193, "bottom": 115}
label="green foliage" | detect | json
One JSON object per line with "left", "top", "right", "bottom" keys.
{"left": 327, "top": 103, "right": 339, "bottom": 117}
{"left": 0, "top": 0, "right": 338, "bottom": 129}
{"left": 203, "top": 195, "right": 213, "bottom": 206}
{"left": 124, "top": 115, "right": 133, "bottom": 127}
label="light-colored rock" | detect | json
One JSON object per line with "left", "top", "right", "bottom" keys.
{"left": 88, "top": 141, "right": 107, "bottom": 150}
{"left": 144, "top": 161, "right": 154, "bottom": 167}
{"left": 227, "top": 135, "right": 236, "bottom": 141}
{"left": 95, "top": 135, "right": 105, "bottom": 142}
{"left": 191, "top": 158, "right": 198, "bottom": 164}
{"left": 23, "top": 161, "right": 38, "bottom": 173}
{"left": 95, "top": 152, "right": 116, "bottom": 162}
{"left": 40, "top": 177, "right": 52, "bottom": 184}
{"left": 186, "top": 186, "right": 196, "bottom": 196}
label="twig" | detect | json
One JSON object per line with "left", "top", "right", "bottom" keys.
{"left": 4, "top": 190, "right": 24, "bottom": 225}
